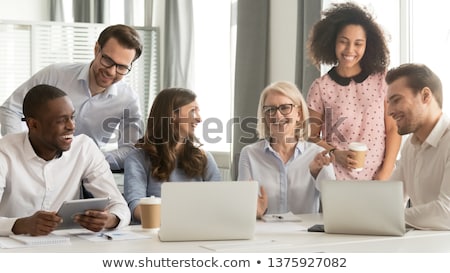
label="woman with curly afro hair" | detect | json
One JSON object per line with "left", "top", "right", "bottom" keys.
{"left": 306, "top": 2, "right": 401, "bottom": 180}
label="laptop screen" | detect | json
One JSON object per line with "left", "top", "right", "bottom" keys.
{"left": 158, "top": 181, "right": 258, "bottom": 241}
{"left": 320, "top": 180, "right": 406, "bottom": 236}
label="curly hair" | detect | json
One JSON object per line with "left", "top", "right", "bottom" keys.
{"left": 136, "top": 88, "right": 207, "bottom": 181}
{"left": 307, "top": 2, "right": 389, "bottom": 74}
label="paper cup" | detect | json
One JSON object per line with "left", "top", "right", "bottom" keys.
{"left": 139, "top": 196, "right": 161, "bottom": 231}
{"left": 348, "top": 142, "right": 368, "bottom": 171}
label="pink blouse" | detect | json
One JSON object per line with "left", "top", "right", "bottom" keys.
{"left": 307, "top": 71, "right": 387, "bottom": 180}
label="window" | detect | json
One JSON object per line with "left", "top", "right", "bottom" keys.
{"left": 410, "top": 0, "right": 450, "bottom": 114}
{"left": 192, "top": 0, "right": 235, "bottom": 153}
{"left": 0, "top": 21, "right": 159, "bottom": 139}
{"left": 323, "top": 0, "right": 449, "bottom": 114}
{"left": 0, "top": 24, "right": 31, "bottom": 107}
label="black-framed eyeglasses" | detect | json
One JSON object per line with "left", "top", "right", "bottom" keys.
{"left": 263, "top": 104, "right": 298, "bottom": 116}
{"left": 98, "top": 50, "right": 132, "bottom": 75}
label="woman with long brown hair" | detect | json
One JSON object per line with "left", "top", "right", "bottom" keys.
{"left": 124, "top": 88, "right": 221, "bottom": 223}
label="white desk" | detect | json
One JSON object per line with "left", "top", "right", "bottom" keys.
{"left": 2, "top": 213, "right": 450, "bottom": 253}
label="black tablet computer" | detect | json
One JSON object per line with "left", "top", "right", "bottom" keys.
{"left": 56, "top": 197, "right": 110, "bottom": 229}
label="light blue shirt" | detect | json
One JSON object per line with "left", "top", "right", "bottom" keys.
{"left": 124, "top": 148, "right": 222, "bottom": 222}
{"left": 238, "top": 139, "right": 336, "bottom": 214}
{"left": 0, "top": 63, "right": 143, "bottom": 170}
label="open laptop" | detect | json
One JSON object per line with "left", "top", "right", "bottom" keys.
{"left": 320, "top": 180, "right": 407, "bottom": 236}
{"left": 158, "top": 181, "right": 258, "bottom": 242}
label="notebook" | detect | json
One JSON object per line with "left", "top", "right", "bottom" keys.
{"left": 158, "top": 181, "right": 258, "bottom": 242}
{"left": 320, "top": 180, "right": 406, "bottom": 236}
{"left": 8, "top": 234, "right": 71, "bottom": 246}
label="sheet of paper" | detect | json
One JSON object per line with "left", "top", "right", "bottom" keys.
{"left": 0, "top": 237, "right": 29, "bottom": 249}
{"left": 75, "top": 230, "right": 152, "bottom": 242}
{"left": 255, "top": 221, "right": 308, "bottom": 233}
{"left": 0, "top": 234, "right": 70, "bottom": 249}
{"left": 262, "top": 211, "right": 302, "bottom": 222}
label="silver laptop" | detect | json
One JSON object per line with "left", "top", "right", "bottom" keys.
{"left": 158, "top": 181, "right": 258, "bottom": 242}
{"left": 320, "top": 180, "right": 406, "bottom": 236}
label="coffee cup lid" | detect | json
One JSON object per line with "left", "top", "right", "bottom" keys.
{"left": 348, "top": 142, "right": 368, "bottom": 151}
{"left": 140, "top": 196, "right": 161, "bottom": 205}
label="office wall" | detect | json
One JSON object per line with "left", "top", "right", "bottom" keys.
{"left": 0, "top": 0, "right": 50, "bottom": 21}
{"left": 0, "top": 0, "right": 299, "bottom": 87}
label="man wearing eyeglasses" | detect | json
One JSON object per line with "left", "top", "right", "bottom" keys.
{"left": 0, "top": 24, "right": 143, "bottom": 171}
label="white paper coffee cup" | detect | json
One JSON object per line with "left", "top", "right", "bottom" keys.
{"left": 139, "top": 196, "right": 161, "bottom": 230}
{"left": 348, "top": 142, "right": 368, "bottom": 171}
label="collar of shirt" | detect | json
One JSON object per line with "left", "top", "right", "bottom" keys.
{"left": 23, "top": 134, "right": 40, "bottom": 162}
{"left": 411, "top": 113, "right": 449, "bottom": 148}
{"left": 263, "top": 139, "right": 304, "bottom": 159}
{"left": 327, "top": 66, "right": 370, "bottom": 86}
{"left": 23, "top": 133, "right": 67, "bottom": 162}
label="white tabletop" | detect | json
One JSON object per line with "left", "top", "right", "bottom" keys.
{"left": 1, "top": 213, "right": 450, "bottom": 253}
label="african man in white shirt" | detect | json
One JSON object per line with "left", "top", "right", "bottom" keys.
{"left": 0, "top": 84, "right": 130, "bottom": 236}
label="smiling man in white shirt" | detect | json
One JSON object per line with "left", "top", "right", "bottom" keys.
{"left": 0, "top": 24, "right": 143, "bottom": 171}
{"left": 0, "top": 84, "right": 130, "bottom": 236}
{"left": 387, "top": 63, "right": 450, "bottom": 230}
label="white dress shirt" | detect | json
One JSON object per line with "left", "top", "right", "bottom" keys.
{"left": 391, "top": 114, "right": 450, "bottom": 230}
{"left": 0, "top": 63, "right": 143, "bottom": 170}
{"left": 238, "top": 140, "right": 336, "bottom": 214}
{"left": 0, "top": 132, "right": 131, "bottom": 235}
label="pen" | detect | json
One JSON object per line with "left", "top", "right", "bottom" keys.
{"left": 101, "top": 233, "right": 113, "bottom": 240}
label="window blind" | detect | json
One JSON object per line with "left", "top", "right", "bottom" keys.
{"left": 0, "top": 21, "right": 159, "bottom": 120}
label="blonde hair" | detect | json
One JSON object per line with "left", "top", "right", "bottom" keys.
{"left": 256, "top": 81, "right": 310, "bottom": 140}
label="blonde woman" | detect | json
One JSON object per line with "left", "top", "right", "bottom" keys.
{"left": 238, "top": 81, "right": 335, "bottom": 218}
